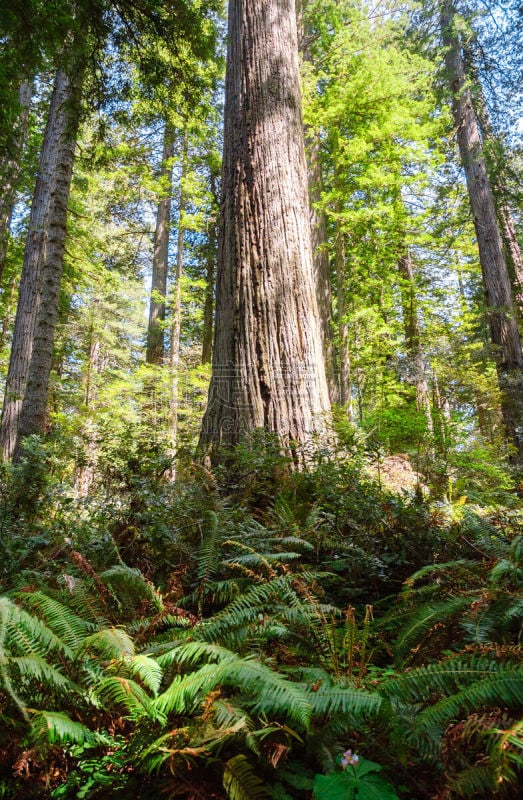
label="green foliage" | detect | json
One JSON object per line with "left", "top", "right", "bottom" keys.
{"left": 313, "top": 758, "right": 399, "bottom": 800}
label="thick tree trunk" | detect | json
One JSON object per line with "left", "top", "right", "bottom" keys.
{"left": 168, "top": 132, "right": 188, "bottom": 478}
{"left": 200, "top": 0, "right": 331, "bottom": 460}
{"left": 0, "top": 81, "right": 32, "bottom": 286}
{"left": 1, "top": 71, "right": 70, "bottom": 461}
{"left": 201, "top": 171, "right": 218, "bottom": 365}
{"left": 14, "top": 66, "right": 84, "bottom": 460}
{"left": 441, "top": 2, "right": 523, "bottom": 461}
{"left": 397, "top": 248, "right": 433, "bottom": 434}
{"left": 146, "top": 123, "right": 175, "bottom": 365}
{"left": 463, "top": 43, "right": 523, "bottom": 308}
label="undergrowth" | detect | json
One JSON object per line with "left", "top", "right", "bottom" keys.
{"left": 0, "top": 436, "right": 521, "bottom": 799}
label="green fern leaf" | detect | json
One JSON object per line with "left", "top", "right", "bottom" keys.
{"left": 30, "top": 710, "right": 99, "bottom": 747}
{"left": 76, "top": 627, "right": 135, "bottom": 661}
{"left": 95, "top": 675, "right": 162, "bottom": 722}
{"left": 223, "top": 755, "right": 270, "bottom": 800}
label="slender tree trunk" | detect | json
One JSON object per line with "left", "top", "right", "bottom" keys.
{"left": 201, "top": 171, "right": 218, "bottom": 365}
{"left": 307, "top": 134, "right": 338, "bottom": 404}
{"left": 200, "top": 0, "right": 331, "bottom": 461}
{"left": 1, "top": 71, "right": 70, "bottom": 460}
{"left": 441, "top": 2, "right": 523, "bottom": 462}
{"left": 397, "top": 248, "right": 433, "bottom": 434}
{"left": 168, "top": 132, "right": 188, "bottom": 478}
{"left": 336, "top": 227, "right": 352, "bottom": 417}
{"left": 0, "top": 81, "right": 32, "bottom": 286}
{"left": 146, "top": 123, "right": 175, "bottom": 365}
{"left": 298, "top": 0, "right": 337, "bottom": 403}
{"left": 14, "top": 66, "right": 84, "bottom": 460}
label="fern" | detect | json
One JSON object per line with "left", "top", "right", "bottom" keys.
{"left": 394, "top": 596, "right": 473, "bottom": 659}
{"left": 126, "top": 654, "right": 163, "bottom": 695}
{"left": 30, "top": 710, "right": 100, "bottom": 747}
{"left": 155, "top": 645, "right": 312, "bottom": 728}
{"left": 414, "top": 666, "right": 523, "bottom": 736}
{"left": 307, "top": 684, "right": 381, "bottom": 718}
{"left": 0, "top": 596, "right": 69, "bottom": 657}
{"left": 223, "top": 755, "right": 270, "bottom": 800}
{"left": 19, "top": 591, "right": 95, "bottom": 652}
{"left": 382, "top": 656, "right": 512, "bottom": 704}
{"left": 11, "top": 654, "right": 72, "bottom": 692}
{"left": 99, "top": 564, "right": 163, "bottom": 613}
{"left": 76, "top": 627, "right": 135, "bottom": 660}
{"left": 95, "top": 675, "right": 162, "bottom": 722}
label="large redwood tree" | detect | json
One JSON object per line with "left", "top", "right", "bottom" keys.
{"left": 200, "top": 0, "right": 331, "bottom": 460}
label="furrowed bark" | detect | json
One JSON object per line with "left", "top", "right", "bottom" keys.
{"left": 441, "top": 2, "right": 523, "bottom": 462}
{"left": 201, "top": 171, "right": 218, "bottom": 365}
{"left": 1, "top": 71, "right": 69, "bottom": 461}
{"left": 200, "top": 0, "right": 331, "bottom": 462}
{"left": 168, "top": 131, "right": 188, "bottom": 479}
{"left": 14, "top": 65, "right": 84, "bottom": 460}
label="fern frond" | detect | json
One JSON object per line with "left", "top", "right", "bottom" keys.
{"left": 30, "top": 710, "right": 99, "bottom": 747}
{"left": 382, "top": 656, "right": 507, "bottom": 703}
{"left": 126, "top": 654, "right": 163, "bottom": 695}
{"left": 76, "top": 627, "right": 135, "bottom": 661}
{"left": 394, "top": 596, "right": 473, "bottom": 658}
{"left": 223, "top": 755, "right": 270, "bottom": 800}
{"left": 402, "top": 560, "right": 479, "bottom": 592}
{"left": 19, "top": 591, "right": 95, "bottom": 652}
{"left": 198, "top": 576, "right": 300, "bottom": 645}
{"left": 414, "top": 667, "right": 523, "bottom": 735}
{"left": 307, "top": 684, "right": 381, "bottom": 718}
{"left": 156, "top": 652, "right": 312, "bottom": 728}
{"left": 0, "top": 596, "right": 69, "bottom": 657}
{"left": 99, "top": 565, "right": 163, "bottom": 613}
{"left": 197, "top": 510, "right": 222, "bottom": 583}
{"left": 11, "top": 655, "right": 71, "bottom": 692}
{"left": 95, "top": 675, "right": 161, "bottom": 722}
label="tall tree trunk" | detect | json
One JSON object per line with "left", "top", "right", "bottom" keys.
{"left": 1, "top": 71, "right": 70, "bottom": 461}
{"left": 14, "top": 65, "right": 84, "bottom": 460}
{"left": 441, "top": 2, "right": 523, "bottom": 462}
{"left": 336, "top": 227, "right": 352, "bottom": 418}
{"left": 0, "top": 80, "right": 32, "bottom": 286}
{"left": 397, "top": 248, "right": 433, "bottom": 434}
{"left": 307, "top": 134, "right": 338, "bottom": 404}
{"left": 201, "top": 170, "right": 218, "bottom": 365}
{"left": 168, "top": 131, "right": 188, "bottom": 478}
{"left": 200, "top": 0, "right": 331, "bottom": 461}
{"left": 146, "top": 123, "right": 175, "bottom": 365}
{"left": 298, "top": 0, "right": 337, "bottom": 403}
{"left": 463, "top": 43, "right": 523, "bottom": 307}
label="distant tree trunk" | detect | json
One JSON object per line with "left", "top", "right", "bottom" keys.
{"left": 336, "top": 227, "right": 352, "bottom": 418}
{"left": 14, "top": 65, "right": 84, "bottom": 460}
{"left": 298, "top": 0, "right": 337, "bottom": 403}
{"left": 201, "top": 170, "right": 218, "bottom": 365}
{"left": 1, "top": 71, "right": 70, "bottom": 461}
{"left": 200, "top": 0, "right": 331, "bottom": 460}
{"left": 168, "top": 132, "right": 188, "bottom": 478}
{"left": 397, "top": 248, "right": 433, "bottom": 434}
{"left": 307, "top": 134, "right": 338, "bottom": 404}
{"left": 441, "top": 2, "right": 523, "bottom": 462}
{"left": 0, "top": 80, "right": 32, "bottom": 286}
{"left": 146, "top": 123, "right": 175, "bottom": 365}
